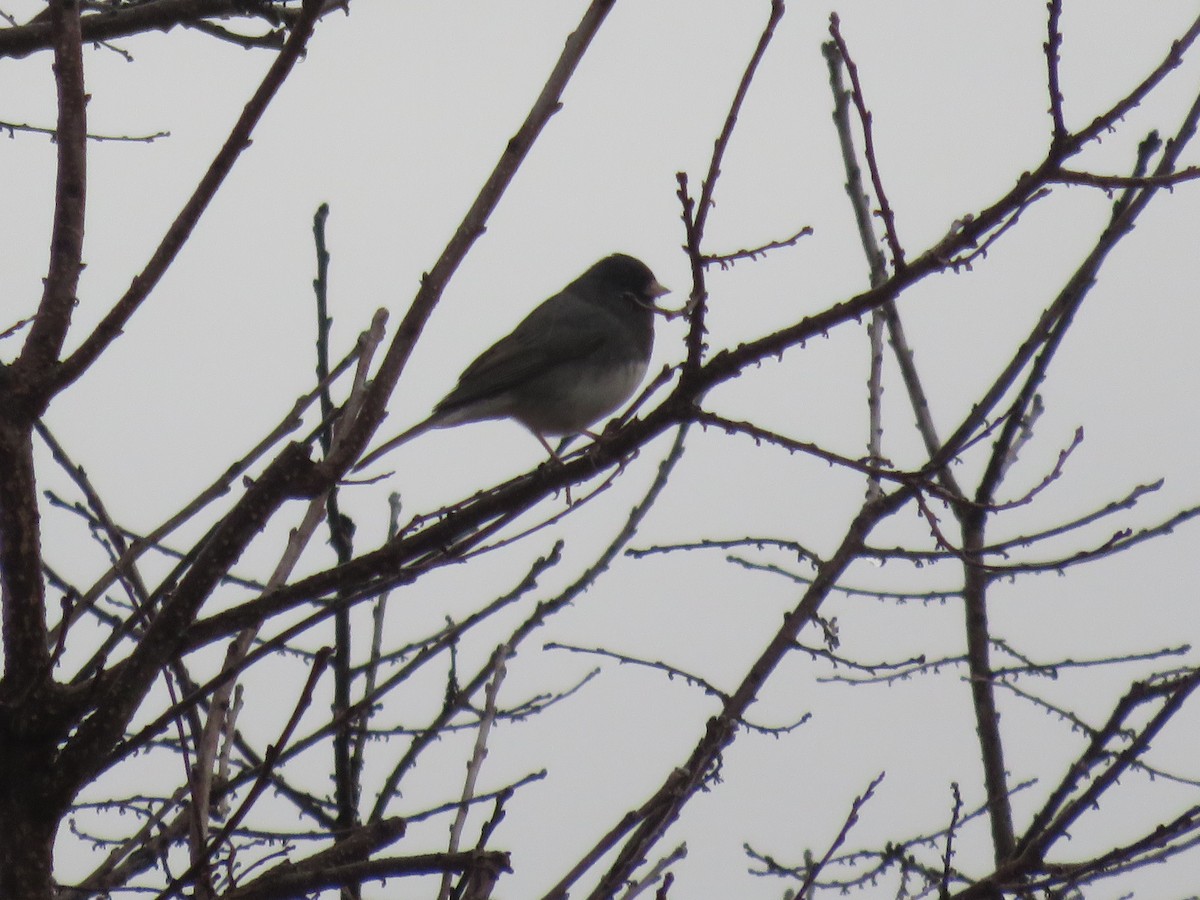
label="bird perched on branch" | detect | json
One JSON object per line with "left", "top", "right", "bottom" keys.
{"left": 355, "top": 253, "right": 670, "bottom": 471}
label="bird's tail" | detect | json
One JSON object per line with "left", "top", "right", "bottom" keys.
{"left": 352, "top": 416, "right": 437, "bottom": 473}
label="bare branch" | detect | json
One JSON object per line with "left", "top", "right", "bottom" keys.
{"left": 0, "top": 117, "right": 169, "bottom": 142}
{"left": 827, "top": 14, "right": 905, "bottom": 269}
{"left": 1044, "top": 0, "right": 1067, "bottom": 144}
{"left": 0, "top": 0, "right": 327, "bottom": 60}
{"left": 51, "top": 0, "right": 325, "bottom": 394}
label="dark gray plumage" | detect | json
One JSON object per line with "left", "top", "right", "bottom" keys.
{"left": 356, "top": 254, "right": 669, "bottom": 470}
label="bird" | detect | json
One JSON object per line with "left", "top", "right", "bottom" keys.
{"left": 355, "top": 253, "right": 670, "bottom": 472}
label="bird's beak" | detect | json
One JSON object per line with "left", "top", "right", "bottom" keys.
{"left": 644, "top": 278, "right": 682, "bottom": 317}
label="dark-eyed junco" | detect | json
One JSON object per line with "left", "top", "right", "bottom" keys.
{"left": 356, "top": 253, "right": 669, "bottom": 470}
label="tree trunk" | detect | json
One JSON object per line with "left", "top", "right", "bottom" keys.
{"left": 0, "top": 738, "right": 59, "bottom": 899}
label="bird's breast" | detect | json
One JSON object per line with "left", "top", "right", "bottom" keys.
{"left": 515, "top": 357, "right": 650, "bottom": 436}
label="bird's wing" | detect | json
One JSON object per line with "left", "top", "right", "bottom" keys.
{"left": 435, "top": 292, "right": 608, "bottom": 411}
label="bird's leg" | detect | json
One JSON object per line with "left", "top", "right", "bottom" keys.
{"left": 534, "top": 433, "right": 574, "bottom": 505}
{"left": 589, "top": 423, "right": 642, "bottom": 475}
{"left": 535, "top": 432, "right": 565, "bottom": 464}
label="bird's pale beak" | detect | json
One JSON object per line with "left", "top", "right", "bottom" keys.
{"left": 644, "top": 278, "right": 682, "bottom": 317}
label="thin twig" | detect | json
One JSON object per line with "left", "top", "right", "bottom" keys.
{"left": 795, "top": 772, "right": 885, "bottom": 898}
{"left": 1045, "top": 0, "right": 1067, "bottom": 144}
{"left": 828, "top": 14, "right": 905, "bottom": 269}
{"left": 52, "top": 0, "right": 326, "bottom": 393}
{"left": 438, "top": 645, "right": 509, "bottom": 900}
